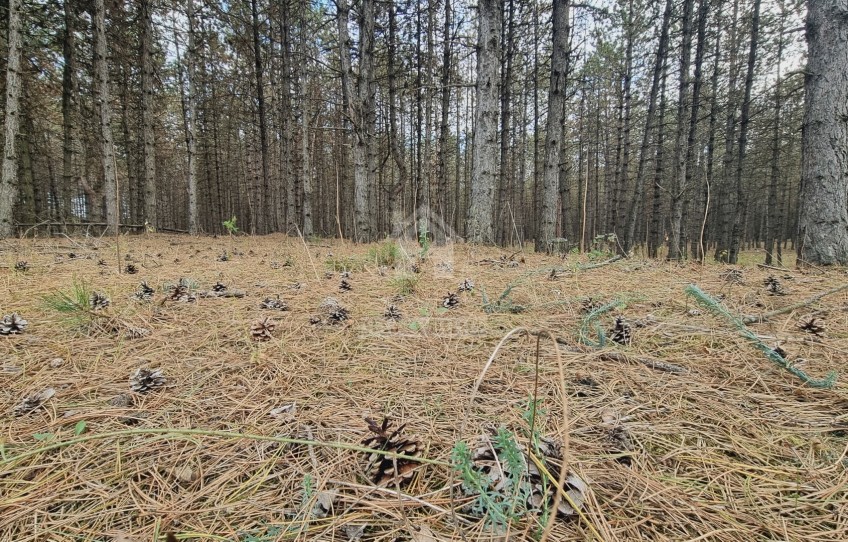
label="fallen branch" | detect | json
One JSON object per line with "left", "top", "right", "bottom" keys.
{"left": 742, "top": 283, "right": 848, "bottom": 324}
{"left": 757, "top": 263, "right": 791, "bottom": 273}
{"left": 578, "top": 254, "right": 624, "bottom": 270}
{"left": 540, "top": 332, "right": 689, "bottom": 374}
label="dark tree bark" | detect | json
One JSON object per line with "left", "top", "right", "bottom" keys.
{"left": 0, "top": 0, "right": 21, "bottom": 236}
{"left": 140, "top": 0, "right": 157, "bottom": 228}
{"left": 728, "top": 0, "right": 761, "bottom": 263}
{"left": 467, "top": 0, "right": 502, "bottom": 244}
{"left": 94, "top": 0, "right": 118, "bottom": 234}
{"left": 538, "top": 0, "right": 571, "bottom": 251}
{"left": 668, "top": 0, "right": 695, "bottom": 260}
{"left": 797, "top": 0, "right": 848, "bottom": 264}
{"left": 250, "top": 0, "right": 270, "bottom": 233}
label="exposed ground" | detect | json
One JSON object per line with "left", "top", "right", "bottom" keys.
{"left": 1, "top": 234, "right": 847, "bottom": 542}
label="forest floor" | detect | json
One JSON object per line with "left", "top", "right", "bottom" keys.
{"left": 1, "top": 233, "right": 847, "bottom": 542}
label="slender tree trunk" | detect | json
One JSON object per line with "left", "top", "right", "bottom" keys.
{"left": 668, "top": 0, "right": 695, "bottom": 260}
{"left": 0, "top": 0, "right": 22, "bottom": 237}
{"left": 94, "top": 0, "right": 118, "bottom": 234}
{"left": 140, "top": 0, "right": 157, "bottom": 229}
{"left": 616, "top": 0, "right": 634, "bottom": 240}
{"left": 683, "top": 0, "right": 709, "bottom": 259}
{"left": 467, "top": 0, "right": 501, "bottom": 244}
{"left": 650, "top": 66, "right": 669, "bottom": 258}
{"left": 538, "top": 0, "right": 570, "bottom": 252}
{"left": 624, "top": 0, "right": 672, "bottom": 252}
{"left": 797, "top": 0, "right": 848, "bottom": 264}
{"left": 250, "top": 0, "right": 270, "bottom": 233}
{"left": 300, "top": 51, "right": 313, "bottom": 236}
{"left": 437, "top": 0, "right": 452, "bottom": 233}
{"left": 765, "top": 5, "right": 786, "bottom": 265}
{"left": 728, "top": 0, "right": 761, "bottom": 263}
{"left": 496, "top": 0, "right": 515, "bottom": 244}
{"left": 387, "top": 1, "right": 407, "bottom": 235}
{"left": 61, "top": 0, "right": 80, "bottom": 226}
{"left": 186, "top": 0, "right": 198, "bottom": 234}
{"left": 715, "top": 0, "right": 741, "bottom": 260}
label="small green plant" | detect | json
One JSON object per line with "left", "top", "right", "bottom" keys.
{"left": 325, "top": 255, "right": 365, "bottom": 272}
{"left": 367, "top": 240, "right": 402, "bottom": 267}
{"left": 391, "top": 273, "right": 419, "bottom": 295}
{"left": 43, "top": 279, "right": 98, "bottom": 326}
{"left": 418, "top": 224, "right": 431, "bottom": 258}
{"left": 223, "top": 215, "right": 239, "bottom": 235}
{"left": 451, "top": 427, "right": 532, "bottom": 532}
{"left": 301, "top": 473, "right": 315, "bottom": 505}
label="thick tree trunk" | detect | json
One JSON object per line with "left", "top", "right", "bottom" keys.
{"left": 0, "top": 0, "right": 21, "bottom": 237}
{"left": 353, "top": 0, "right": 375, "bottom": 242}
{"left": 797, "top": 0, "right": 848, "bottom": 264}
{"left": 467, "top": 0, "right": 501, "bottom": 244}
{"left": 94, "top": 0, "right": 118, "bottom": 234}
{"left": 537, "top": 0, "right": 570, "bottom": 252}
{"left": 140, "top": 0, "right": 157, "bottom": 229}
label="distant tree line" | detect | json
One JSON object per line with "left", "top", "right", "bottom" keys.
{"left": 0, "top": 0, "right": 846, "bottom": 264}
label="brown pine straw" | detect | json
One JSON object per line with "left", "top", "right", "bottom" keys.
{"left": 1, "top": 234, "right": 847, "bottom": 541}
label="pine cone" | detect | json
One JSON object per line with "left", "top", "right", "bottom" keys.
{"left": 251, "top": 317, "right": 276, "bottom": 341}
{"left": 0, "top": 313, "right": 28, "bottom": 335}
{"left": 384, "top": 305, "right": 402, "bottom": 321}
{"left": 319, "top": 297, "right": 349, "bottom": 324}
{"left": 130, "top": 368, "right": 166, "bottom": 393}
{"left": 798, "top": 316, "right": 824, "bottom": 336}
{"left": 14, "top": 261, "right": 29, "bottom": 272}
{"left": 217, "top": 251, "right": 229, "bottom": 262}
{"left": 212, "top": 281, "right": 228, "bottom": 293}
{"left": 339, "top": 279, "right": 352, "bottom": 292}
{"left": 125, "top": 263, "right": 139, "bottom": 274}
{"left": 124, "top": 326, "right": 151, "bottom": 339}
{"left": 609, "top": 316, "right": 632, "bottom": 345}
{"left": 458, "top": 278, "right": 474, "bottom": 292}
{"left": 169, "top": 279, "right": 196, "bottom": 302}
{"left": 13, "top": 387, "right": 55, "bottom": 416}
{"left": 260, "top": 296, "right": 288, "bottom": 311}
{"left": 720, "top": 268, "right": 743, "bottom": 284}
{"left": 442, "top": 292, "right": 460, "bottom": 309}
{"left": 362, "top": 417, "right": 422, "bottom": 486}
{"left": 763, "top": 276, "right": 785, "bottom": 295}
{"left": 135, "top": 281, "right": 155, "bottom": 302}
{"left": 581, "top": 297, "right": 603, "bottom": 314}
{"left": 89, "top": 292, "right": 111, "bottom": 311}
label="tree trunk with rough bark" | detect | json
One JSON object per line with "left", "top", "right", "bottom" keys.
{"left": 728, "top": 0, "right": 761, "bottom": 264}
{"left": 667, "top": 0, "right": 695, "bottom": 260}
{"left": 467, "top": 0, "right": 501, "bottom": 244}
{"left": 0, "top": 0, "right": 22, "bottom": 237}
{"left": 797, "top": 0, "right": 848, "bottom": 265}
{"left": 94, "top": 0, "right": 118, "bottom": 234}
{"left": 624, "top": 0, "right": 672, "bottom": 253}
{"left": 537, "top": 0, "right": 570, "bottom": 252}
{"left": 186, "top": 0, "right": 198, "bottom": 234}
{"left": 140, "top": 0, "right": 157, "bottom": 229}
